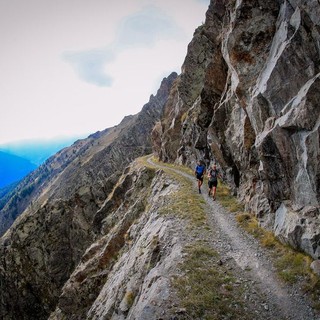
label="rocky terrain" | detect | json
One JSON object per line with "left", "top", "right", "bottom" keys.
{"left": 0, "top": 0, "right": 320, "bottom": 319}
{"left": 155, "top": 0, "right": 320, "bottom": 259}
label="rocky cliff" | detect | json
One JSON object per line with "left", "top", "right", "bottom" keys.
{"left": 155, "top": 0, "right": 320, "bottom": 258}
{"left": 0, "top": 73, "right": 177, "bottom": 319}
{"left": 1, "top": 1, "right": 320, "bottom": 319}
{"left": 48, "top": 162, "right": 183, "bottom": 320}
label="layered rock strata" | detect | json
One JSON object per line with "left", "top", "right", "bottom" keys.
{"left": 49, "top": 163, "right": 183, "bottom": 320}
{"left": 155, "top": 0, "right": 320, "bottom": 258}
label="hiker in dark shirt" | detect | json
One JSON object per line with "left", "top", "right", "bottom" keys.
{"left": 208, "top": 163, "right": 220, "bottom": 201}
{"left": 195, "top": 160, "right": 206, "bottom": 194}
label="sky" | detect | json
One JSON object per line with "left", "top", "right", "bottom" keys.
{"left": 0, "top": 0, "right": 210, "bottom": 144}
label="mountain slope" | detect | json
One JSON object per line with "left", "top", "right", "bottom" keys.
{"left": 0, "top": 151, "right": 37, "bottom": 188}
{"left": 155, "top": 0, "right": 320, "bottom": 258}
{"left": 45, "top": 158, "right": 315, "bottom": 320}
{"left": 1, "top": 0, "right": 320, "bottom": 319}
{"left": 0, "top": 73, "right": 177, "bottom": 319}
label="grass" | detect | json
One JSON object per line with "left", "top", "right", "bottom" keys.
{"left": 236, "top": 212, "right": 313, "bottom": 281}
{"left": 173, "top": 242, "right": 252, "bottom": 320}
{"left": 214, "top": 180, "right": 320, "bottom": 309}
{"left": 138, "top": 156, "right": 207, "bottom": 227}
{"left": 235, "top": 211, "right": 320, "bottom": 308}
{"left": 138, "top": 156, "right": 253, "bottom": 317}
{"left": 158, "top": 173, "right": 207, "bottom": 227}
{"left": 150, "top": 156, "right": 194, "bottom": 176}
{"left": 138, "top": 156, "right": 320, "bottom": 311}
{"left": 217, "top": 182, "right": 244, "bottom": 213}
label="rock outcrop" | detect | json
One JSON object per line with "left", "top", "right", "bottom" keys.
{"left": 155, "top": 0, "right": 320, "bottom": 258}
{"left": 48, "top": 163, "right": 183, "bottom": 320}
{"left": 0, "top": 73, "right": 177, "bottom": 320}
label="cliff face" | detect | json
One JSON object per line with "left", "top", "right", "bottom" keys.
{"left": 0, "top": 73, "right": 177, "bottom": 320}
{"left": 48, "top": 162, "right": 184, "bottom": 320}
{"left": 155, "top": 0, "right": 320, "bottom": 258}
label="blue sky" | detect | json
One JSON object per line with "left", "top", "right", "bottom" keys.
{"left": 0, "top": 0, "right": 210, "bottom": 144}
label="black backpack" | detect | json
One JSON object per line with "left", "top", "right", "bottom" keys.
{"left": 209, "top": 169, "right": 217, "bottom": 182}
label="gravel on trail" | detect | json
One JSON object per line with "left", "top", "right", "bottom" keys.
{"left": 149, "top": 158, "right": 318, "bottom": 320}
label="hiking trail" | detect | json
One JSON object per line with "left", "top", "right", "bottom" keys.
{"left": 147, "top": 157, "right": 317, "bottom": 320}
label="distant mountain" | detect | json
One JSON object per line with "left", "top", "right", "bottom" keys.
{"left": 0, "top": 151, "right": 37, "bottom": 188}
{"left": 0, "top": 181, "right": 19, "bottom": 212}
{"left": 0, "top": 136, "right": 86, "bottom": 166}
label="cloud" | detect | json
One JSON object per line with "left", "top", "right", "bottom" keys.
{"left": 63, "top": 48, "right": 114, "bottom": 87}
{"left": 196, "top": 0, "right": 210, "bottom": 4}
{"left": 115, "top": 6, "right": 182, "bottom": 49}
{"left": 63, "top": 5, "right": 183, "bottom": 87}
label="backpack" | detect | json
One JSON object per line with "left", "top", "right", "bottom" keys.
{"left": 209, "top": 169, "right": 218, "bottom": 182}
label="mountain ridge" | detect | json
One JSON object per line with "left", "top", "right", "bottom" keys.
{"left": 0, "top": 136, "right": 87, "bottom": 166}
{"left": 0, "top": 0, "right": 320, "bottom": 319}
{"left": 0, "top": 72, "right": 177, "bottom": 319}
{"left": 0, "top": 151, "right": 37, "bottom": 189}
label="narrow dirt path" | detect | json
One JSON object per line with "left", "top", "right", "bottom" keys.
{"left": 148, "top": 157, "right": 317, "bottom": 320}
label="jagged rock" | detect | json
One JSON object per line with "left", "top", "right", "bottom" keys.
{"left": 49, "top": 166, "right": 183, "bottom": 320}
{"left": 311, "top": 260, "right": 320, "bottom": 276}
{"left": 156, "top": 0, "right": 320, "bottom": 257}
{"left": 1, "top": 1, "right": 320, "bottom": 319}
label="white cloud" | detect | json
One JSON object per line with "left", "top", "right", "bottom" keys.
{"left": 115, "top": 5, "right": 182, "bottom": 49}
{"left": 63, "top": 48, "right": 115, "bottom": 87}
{"left": 64, "top": 5, "right": 183, "bottom": 87}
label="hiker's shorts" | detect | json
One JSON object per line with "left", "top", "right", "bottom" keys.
{"left": 208, "top": 180, "right": 218, "bottom": 188}
{"left": 196, "top": 173, "right": 204, "bottom": 182}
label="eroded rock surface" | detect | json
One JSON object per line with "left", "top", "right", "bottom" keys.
{"left": 49, "top": 165, "right": 183, "bottom": 320}
{"left": 155, "top": 0, "right": 320, "bottom": 257}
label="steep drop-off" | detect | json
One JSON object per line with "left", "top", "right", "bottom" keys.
{"left": 0, "top": 73, "right": 177, "bottom": 320}
{"left": 155, "top": 0, "right": 320, "bottom": 258}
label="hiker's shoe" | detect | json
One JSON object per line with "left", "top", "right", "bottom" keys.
{"left": 212, "top": 197, "right": 216, "bottom": 201}
{"left": 199, "top": 188, "right": 201, "bottom": 194}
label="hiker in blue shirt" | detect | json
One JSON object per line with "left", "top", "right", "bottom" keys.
{"left": 195, "top": 160, "right": 206, "bottom": 194}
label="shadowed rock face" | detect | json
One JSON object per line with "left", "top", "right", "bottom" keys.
{"left": 155, "top": 0, "right": 320, "bottom": 257}
{"left": 0, "top": 73, "right": 177, "bottom": 320}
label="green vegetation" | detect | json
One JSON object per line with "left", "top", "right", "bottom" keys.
{"left": 236, "top": 212, "right": 313, "bottom": 283}
{"left": 223, "top": 197, "right": 320, "bottom": 309}
{"left": 174, "top": 241, "right": 251, "bottom": 319}
{"left": 124, "top": 291, "right": 136, "bottom": 309}
{"left": 138, "top": 156, "right": 206, "bottom": 227}
{"left": 211, "top": 177, "right": 320, "bottom": 309}
{"left": 158, "top": 173, "right": 207, "bottom": 226}
{"left": 138, "top": 156, "right": 253, "bottom": 318}
{"left": 138, "top": 156, "right": 320, "bottom": 311}
{"left": 180, "top": 111, "right": 188, "bottom": 123}
{"left": 217, "top": 182, "right": 244, "bottom": 213}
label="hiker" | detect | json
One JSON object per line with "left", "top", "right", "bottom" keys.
{"left": 195, "top": 160, "right": 206, "bottom": 194}
{"left": 208, "top": 163, "right": 220, "bottom": 201}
